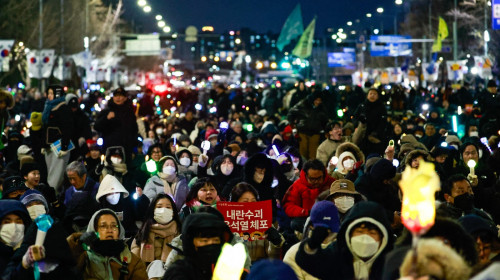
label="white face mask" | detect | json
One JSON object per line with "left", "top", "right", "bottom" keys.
{"left": 179, "top": 157, "right": 191, "bottom": 167}
{"left": 156, "top": 128, "right": 163, "bottom": 135}
{"left": 106, "top": 193, "right": 121, "bottom": 205}
{"left": 27, "top": 204, "right": 46, "bottom": 220}
{"left": 343, "top": 159, "right": 355, "bottom": 170}
{"left": 469, "top": 131, "right": 479, "bottom": 137}
{"left": 154, "top": 207, "right": 174, "bottom": 224}
{"left": 253, "top": 172, "right": 265, "bottom": 184}
{"left": 1, "top": 223, "right": 25, "bottom": 247}
{"left": 110, "top": 157, "right": 122, "bottom": 164}
{"left": 293, "top": 161, "right": 299, "bottom": 169}
{"left": 220, "top": 164, "right": 233, "bottom": 176}
{"left": 237, "top": 156, "right": 248, "bottom": 166}
{"left": 350, "top": 234, "right": 380, "bottom": 258}
{"left": 415, "top": 134, "right": 422, "bottom": 139}
{"left": 334, "top": 196, "right": 355, "bottom": 213}
{"left": 163, "top": 166, "right": 176, "bottom": 175}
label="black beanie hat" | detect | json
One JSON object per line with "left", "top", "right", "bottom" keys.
{"left": 21, "top": 162, "right": 40, "bottom": 177}
{"left": 370, "top": 158, "right": 396, "bottom": 182}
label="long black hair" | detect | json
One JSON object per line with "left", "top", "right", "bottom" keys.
{"left": 134, "top": 193, "right": 182, "bottom": 245}
{"left": 185, "top": 177, "right": 216, "bottom": 205}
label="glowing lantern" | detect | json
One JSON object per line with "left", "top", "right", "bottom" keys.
{"left": 212, "top": 243, "right": 246, "bottom": 280}
{"left": 399, "top": 160, "right": 440, "bottom": 235}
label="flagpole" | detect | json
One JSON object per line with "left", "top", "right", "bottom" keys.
{"left": 453, "top": 0, "right": 458, "bottom": 60}
{"left": 39, "top": 0, "right": 44, "bottom": 93}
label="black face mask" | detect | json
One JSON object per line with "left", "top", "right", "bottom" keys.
{"left": 194, "top": 243, "right": 222, "bottom": 270}
{"left": 453, "top": 193, "right": 474, "bottom": 211}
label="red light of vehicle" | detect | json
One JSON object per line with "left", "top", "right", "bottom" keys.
{"left": 154, "top": 84, "right": 168, "bottom": 93}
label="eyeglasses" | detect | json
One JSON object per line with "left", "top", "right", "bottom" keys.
{"left": 97, "top": 224, "right": 119, "bottom": 231}
{"left": 306, "top": 175, "right": 324, "bottom": 182}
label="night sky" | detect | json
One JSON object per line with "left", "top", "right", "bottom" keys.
{"left": 122, "top": 0, "right": 404, "bottom": 35}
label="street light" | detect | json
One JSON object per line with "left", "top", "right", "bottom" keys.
{"left": 143, "top": 5, "right": 151, "bottom": 13}
{"left": 377, "top": 7, "right": 384, "bottom": 13}
{"left": 158, "top": 21, "right": 166, "bottom": 27}
{"left": 366, "top": 13, "right": 372, "bottom": 18}
{"left": 347, "top": 21, "right": 353, "bottom": 26}
{"left": 163, "top": 26, "right": 171, "bottom": 33}
{"left": 137, "top": 0, "right": 147, "bottom": 7}
{"left": 395, "top": 0, "right": 403, "bottom": 5}
{"left": 155, "top": 15, "right": 162, "bottom": 20}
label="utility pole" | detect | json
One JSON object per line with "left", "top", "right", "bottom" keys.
{"left": 39, "top": 0, "right": 44, "bottom": 92}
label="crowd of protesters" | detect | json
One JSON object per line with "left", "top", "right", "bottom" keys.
{"left": 0, "top": 78, "right": 499, "bottom": 279}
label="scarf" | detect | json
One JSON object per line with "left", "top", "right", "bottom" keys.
{"left": 140, "top": 222, "right": 179, "bottom": 262}
{"left": 112, "top": 162, "right": 128, "bottom": 175}
{"left": 42, "top": 97, "right": 66, "bottom": 125}
{"left": 159, "top": 173, "right": 178, "bottom": 197}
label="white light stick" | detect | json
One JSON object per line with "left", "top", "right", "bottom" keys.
{"left": 201, "top": 140, "right": 211, "bottom": 155}
{"left": 467, "top": 160, "right": 476, "bottom": 176}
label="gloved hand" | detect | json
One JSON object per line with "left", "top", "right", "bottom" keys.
{"left": 22, "top": 245, "right": 45, "bottom": 269}
{"left": 95, "top": 163, "right": 104, "bottom": 175}
{"left": 198, "top": 154, "right": 209, "bottom": 168}
{"left": 307, "top": 226, "right": 329, "bottom": 250}
{"left": 80, "top": 232, "right": 99, "bottom": 251}
{"left": 265, "top": 227, "right": 283, "bottom": 247}
{"left": 467, "top": 174, "right": 478, "bottom": 187}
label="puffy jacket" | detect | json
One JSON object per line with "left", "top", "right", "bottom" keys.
{"left": 282, "top": 170, "right": 335, "bottom": 217}
{"left": 143, "top": 175, "right": 188, "bottom": 211}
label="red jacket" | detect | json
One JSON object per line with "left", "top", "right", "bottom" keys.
{"left": 282, "top": 169, "right": 335, "bottom": 218}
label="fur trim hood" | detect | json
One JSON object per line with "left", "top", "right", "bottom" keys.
{"left": 335, "top": 142, "right": 365, "bottom": 164}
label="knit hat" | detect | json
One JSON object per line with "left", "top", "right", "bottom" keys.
{"left": 370, "top": 158, "right": 396, "bottom": 182}
{"left": 30, "top": 112, "right": 42, "bottom": 131}
{"left": 20, "top": 189, "right": 49, "bottom": 212}
{"left": 458, "top": 214, "right": 497, "bottom": 237}
{"left": 205, "top": 128, "right": 219, "bottom": 140}
{"left": 20, "top": 162, "right": 40, "bottom": 177}
{"left": 327, "top": 179, "right": 360, "bottom": 199}
{"left": 187, "top": 145, "right": 201, "bottom": 156}
{"left": 65, "top": 93, "right": 78, "bottom": 108}
{"left": 246, "top": 259, "right": 298, "bottom": 280}
{"left": 309, "top": 201, "right": 340, "bottom": 232}
{"left": 2, "top": 176, "right": 28, "bottom": 198}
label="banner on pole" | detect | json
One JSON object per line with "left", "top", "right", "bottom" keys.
{"left": 218, "top": 200, "right": 273, "bottom": 241}
{"left": 27, "top": 49, "right": 55, "bottom": 79}
{"left": 0, "top": 40, "right": 14, "bottom": 72}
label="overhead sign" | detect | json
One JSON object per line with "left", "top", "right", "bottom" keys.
{"left": 125, "top": 34, "right": 161, "bottom": 56}
{"left": 370, "top": 35, "right": 412, "bottom": 57}
{"left": 328, "top": 52, "right": 356, "bottom": 67}
{"left": 494, "top": 0, "right": 500, "bottom": 30}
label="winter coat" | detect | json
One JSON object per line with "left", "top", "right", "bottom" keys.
{"left": 288, "top": 98, "right": 328, "bottom": 135}
{"left": 143, "top": 175, "right": 188, "bottom": 211}
{"left": 94, "top": 98, "right": 138, "bottom": 158}
{"left": 96, "top": 175, "right": 149, "bottom": 238}
{"left": 42, "top": 97, "right": 74, "bottom": 150}
{"left": 130, "top": 222, "right": 179, "bottom": 263}
{"left": 163, "top": 213, "right": 234, "bottom": 280}
{"left": 316, "top": 125, "right": 366, "bottom": 167}
{"left": 282, "top": 170, "right": 335, "bottom": 218}
{"left": 296, "top": 201, "right": 394, "bottom": 280}
{"left": 2, "top": 218, "right": 77, "bottom": 280}
{"left": 66, "top": 209, "right": 148, "bottom": 280}
{"left": 197, "top": 154, "right": 242, "bottom": 195}
{"left": 62, "top": 176, "right": 100, "bottom": 233}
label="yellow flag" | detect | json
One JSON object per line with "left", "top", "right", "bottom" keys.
{"left": 431, "top": 17, "right": 449, "bottom": 53}
{"left": 292, "top": 17, "right": 316, "bottom": 59}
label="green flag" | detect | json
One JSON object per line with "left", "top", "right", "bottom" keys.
{"left": 431, "top": 17, "right": 449, "bottom": 53}
{"left": 276, "top": 4, "right": 304, "bottom": 51}
{"left": 292, "top": 17, "right": 316, "bottom": 59}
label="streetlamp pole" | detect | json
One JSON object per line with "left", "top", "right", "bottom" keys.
{"left": 39, "top": 0, "right": 43, "bottom": 92}
{"left": 453, "top": 0, "right": 458, "bottom": 60}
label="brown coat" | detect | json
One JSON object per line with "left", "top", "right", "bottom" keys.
{"left": 130, "top": 222, "right": 179, "bottom": 263}
{"left": 67, "top": 232, "right": 148, "bottom": 280}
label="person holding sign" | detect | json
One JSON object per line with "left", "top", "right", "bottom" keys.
{"left": 229, "top": 182, "right": 284, "bottom": 262}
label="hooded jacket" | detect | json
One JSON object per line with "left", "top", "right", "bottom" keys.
{"left": 0, "top": 200, "right": 31, "bottom": 275}
{"left": 282, "top": 170, "right": 335, "bottom": 217}
{"left": 67, "top": 209, "right": 148, "bottom": 280}
{"left": 143, "top": 156, "right": 189, "bottom": 211}
{"left": 296, "top": 201, "right": 394, "bottom": 280}
{"left": 164, "top": 212, "right": 234, "bottom": 280}
{"left": 197, "top": 154, "right": 242, "bottom": 196}
{"left": 94, "top": 98, "right": 138, "bottom": 157}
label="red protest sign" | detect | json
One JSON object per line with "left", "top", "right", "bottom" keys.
{"left": 217, "top": 200, "right": 273, "bottom": 241}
